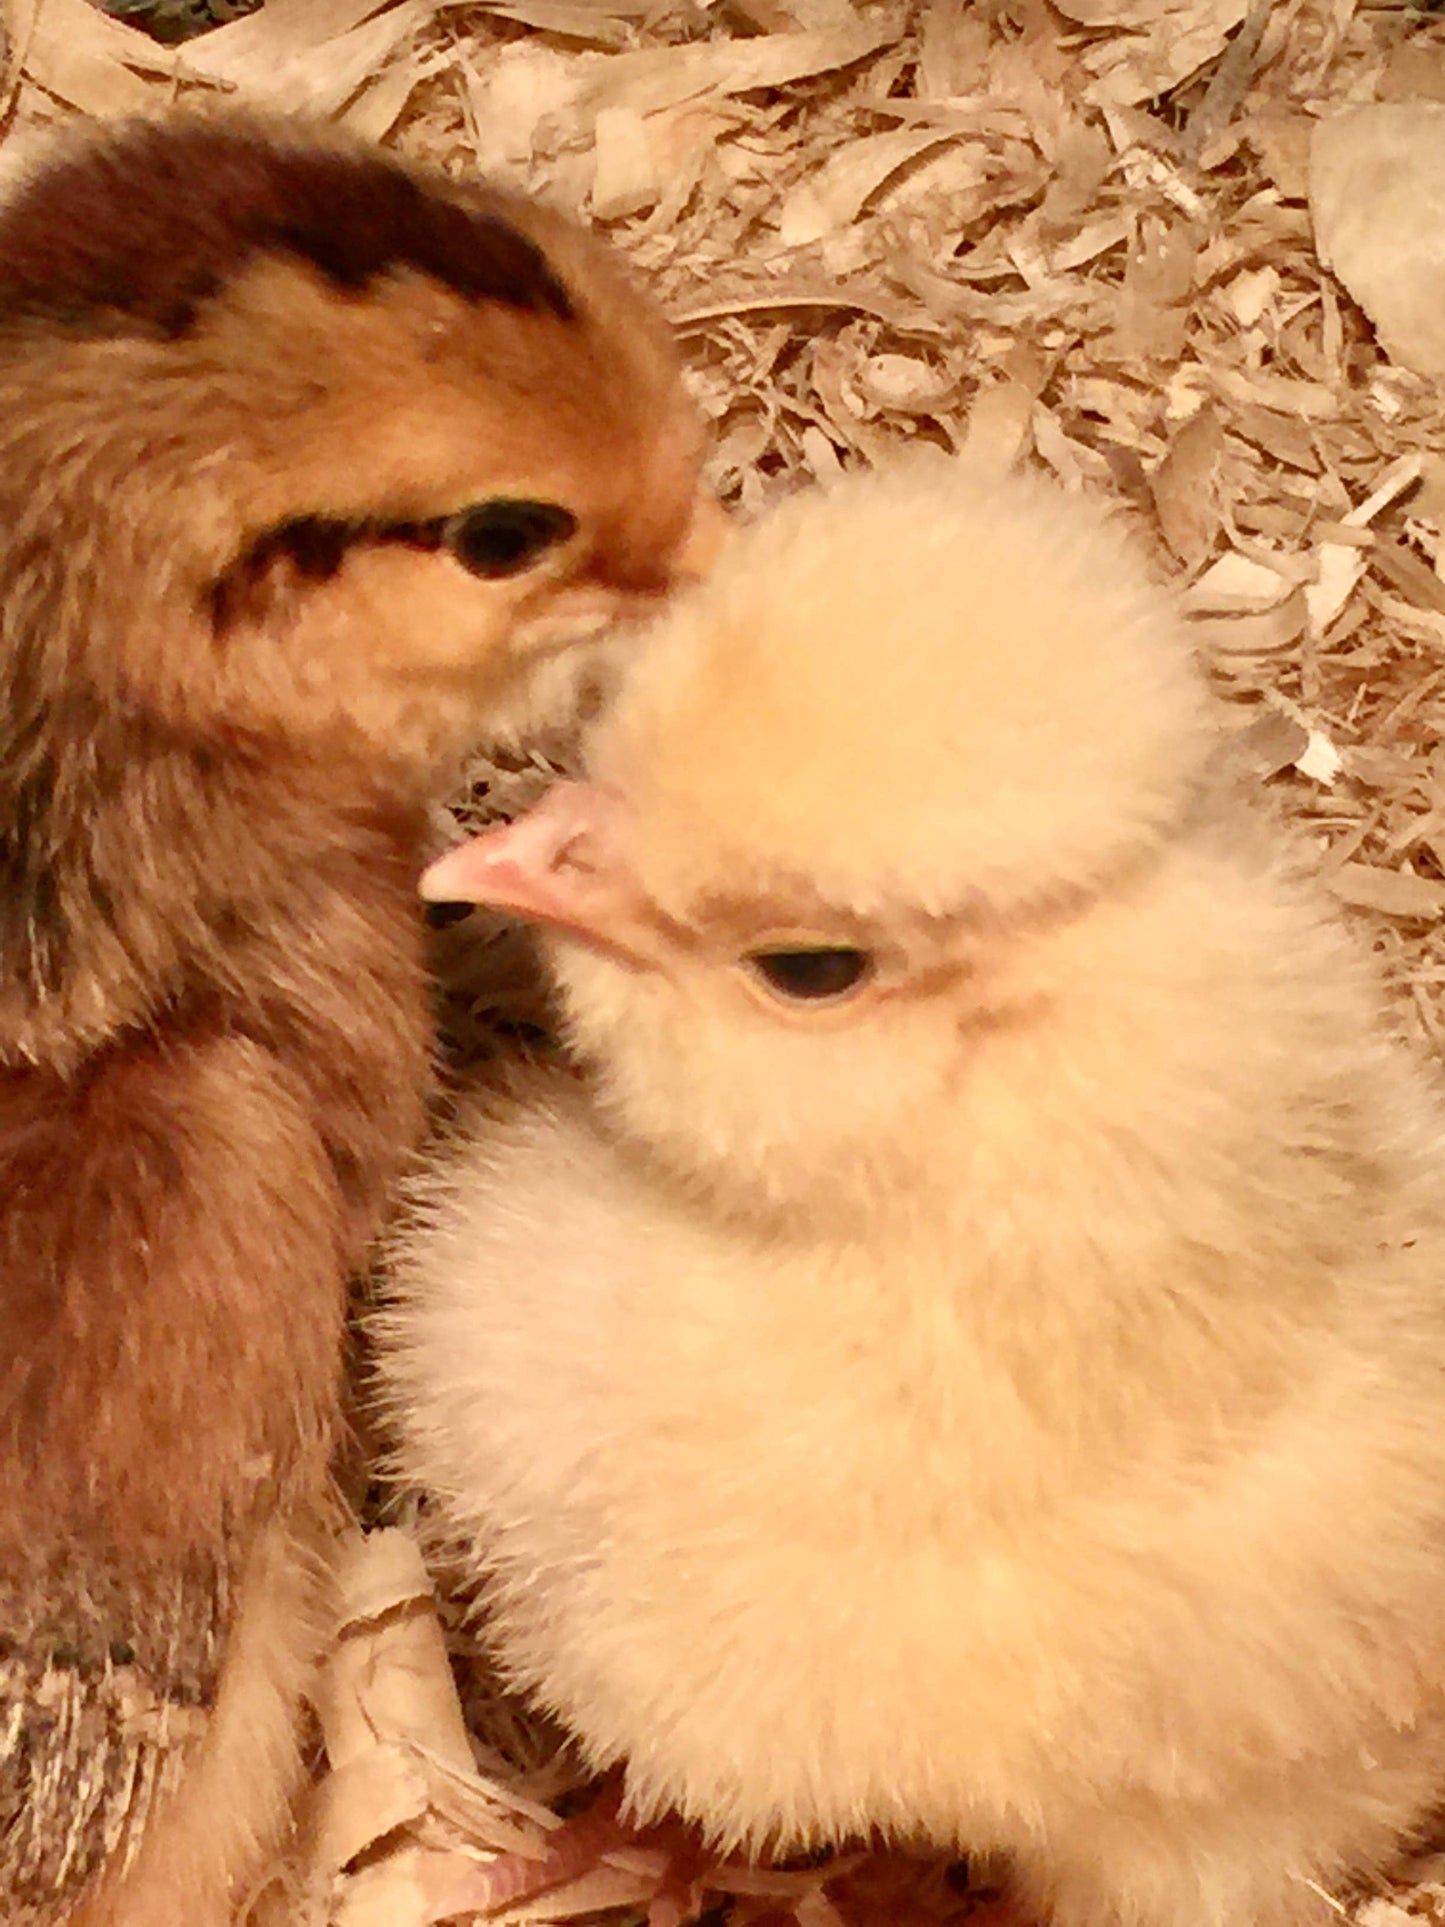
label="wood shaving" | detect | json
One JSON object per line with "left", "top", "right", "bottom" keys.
{"left": 1311, "top": 102, "right": 1445, "bottom": 377}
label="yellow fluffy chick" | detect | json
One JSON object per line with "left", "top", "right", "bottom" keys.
{"left": 384, "top": 459, "right": 1445, "bottom": 1927}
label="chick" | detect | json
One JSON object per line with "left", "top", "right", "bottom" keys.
{"left": 386, "top": 459, "right": 1445, "bottom": 1927}
{"left": 0, "top": 110, "right": 713, "bottom": 1926}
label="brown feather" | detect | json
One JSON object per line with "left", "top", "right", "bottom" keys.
{"left": 0, "top": 107, "right": 711, "bottom": 1923}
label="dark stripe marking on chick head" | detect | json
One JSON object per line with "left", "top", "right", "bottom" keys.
{"left": 0, "top": 119, "right": 575, "bottom": 338}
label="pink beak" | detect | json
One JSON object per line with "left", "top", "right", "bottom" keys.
{"left": 420, "top": 781, "right": 653, "bottom": 961}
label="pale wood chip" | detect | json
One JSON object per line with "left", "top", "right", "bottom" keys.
{"left": 572, "top": 23, "right": 897, "bottom": 122}
{"left": 16, "top": 0, "right": 167, "bottom": 114}
{"left": 778, "top": 129, "right": 961, "bottom": 248}
{"left": 318, "top": 1530, "right": 478, "bottom": 1781}
{"left": 672, "top": 283, "right": 943, "bottom": 332}
{"left": 1190, "top": 593, "right": 1309, "bottom": 658}
{"left": 1151, "top": 408, "right": 1226, "bottom": 568}
{"left": 333, "top": 1847, "right": 434, "bottom": 1927}
{"left": 1306, "top": 543, "right": 1368, "bottom": 639}
{"left": 589, "top": 103, "right": 658, "bottom": 219}
{"left": 1220, "top": 708, "right": 1312, "bottom": 780}
{"left": 312, "top": 1747, "right": 432, "bottom": 1875}
{"left": 728, "top": 0, "right": 861, "bottom": 28}
{"left": 462, "top": 42, "right": 584, "bottom": 173}
{"left": 956, "top": 379, "right": 1035, "bottom": 470}
{"left": 1076, "top": 0, "right": 1253, "bottom": 106}
{"left": 178, "top": 0, "right": 435, "bottom": 115}
{"left": 1185, "top": 550, "right": 1299, "bottom": 614}
{"left": 470, "top": 0, "right": 639, "bottom": 47}
{"left": 1312, "top": 103, "right": 1445, "bottom": 378}
{"left": 1369, "top": 540, "right": 1445, "bottom": 620}
{"left": 1329, "top": 864, "right": 1445, "bottom": 919}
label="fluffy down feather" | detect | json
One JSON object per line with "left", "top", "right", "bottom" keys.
{"left": 387, "top": 459, "right": 1445, "bottom": 1927}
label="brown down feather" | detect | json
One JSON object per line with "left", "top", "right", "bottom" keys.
{"left": 0, "top": 108, "right": 712, "bottom": 1925}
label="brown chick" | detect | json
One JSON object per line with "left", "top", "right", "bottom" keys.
{"left": 386, "top": 458, "right": 1445, "bottom": 1927}
{"left": 0, "top": 110, "right": 714, "bottom": 1926}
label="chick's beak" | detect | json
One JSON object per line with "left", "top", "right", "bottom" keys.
{"left": 420, "top": 781, "right": 656, "bottom": 964}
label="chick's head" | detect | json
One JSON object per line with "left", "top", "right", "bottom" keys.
{"left": 423, "top": 460, "right": 1211, "bottom": 1213}
{"left": 0, "top": 113, "right": 716, "bottom": 778}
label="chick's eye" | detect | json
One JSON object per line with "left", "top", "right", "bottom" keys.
{"left": 445, "top": 500, "right": 578, "bottom": 579}
{"left": 746, "top": 947, "right": 873, "bottom": 1003}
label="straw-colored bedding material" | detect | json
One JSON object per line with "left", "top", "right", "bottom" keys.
{"left": 18, "top": 0, "right": 1445, "bottom": 1918}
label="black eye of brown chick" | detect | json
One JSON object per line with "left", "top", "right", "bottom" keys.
{"left": 446, "top": 498, "right": 579, "bottom": 576}
{"left": 0, "top": 110, "right": 716, "bottom": 1927}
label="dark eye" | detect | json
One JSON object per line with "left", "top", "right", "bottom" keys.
{"left": 445, "top": 500, "right": 578, "bottom": 578}
{"left": 745, "top": 947, "right": 873, "bottom": 1003}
